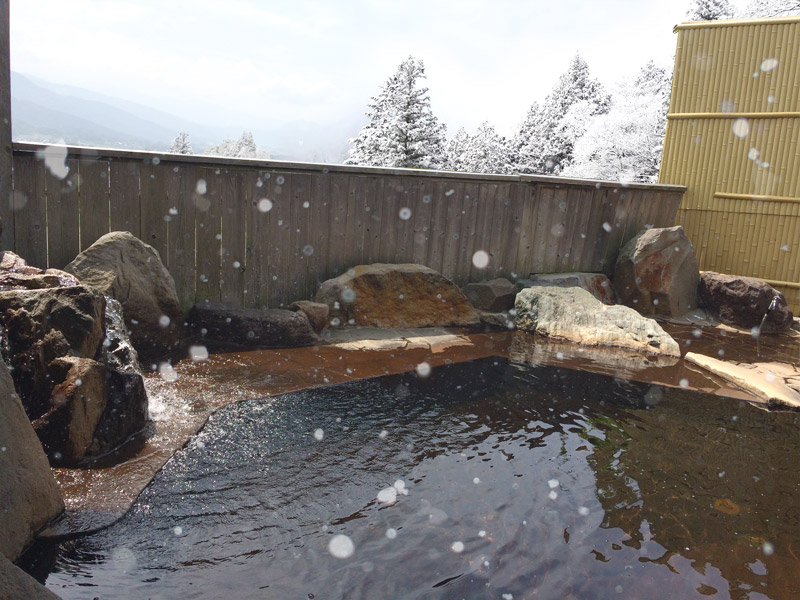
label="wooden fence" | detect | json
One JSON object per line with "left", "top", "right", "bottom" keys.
{"left": 3, "top": 143, "right": 685, "bottom": 309}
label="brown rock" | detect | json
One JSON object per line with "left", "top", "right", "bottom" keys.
{"left": 698, "top": 272, "right": 793, "bottom": 333}
{"left": 0, "top": 251, "right": 79, "bottom": 291}
{"left": 64, "top": 231, "right": 184, "bottom": 362}
{"left": 612, "top": 226, "right": 699, "bottom": 317}
{"left": 188, "top": 301, "right": 320, "bottom": 348}
{"left": 33, "top": 357, "right": 148, "bottom": 464}
{"left": 315, "top": 264, "right": 480, "bottom": 328}
{"left": 0, "top": 359, "right": 64, "bottom": 562}
{"left": 462, "top": 278, "right": 517, "bottom": 312}
{"left": 521, "top": 272, "right": 617, "bottom": 305}
{"left": 289, "top": 300, "right": 330, "bottom": 333}
{"left": 0, "top": 554, "right": 62, "bottom": 599}
{"left": 0, "top": 286, "right": 106, "bottom": 420}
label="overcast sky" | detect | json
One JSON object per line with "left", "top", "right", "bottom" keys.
{"left": 10, "top": 0, "right": 751, "bottom": 138}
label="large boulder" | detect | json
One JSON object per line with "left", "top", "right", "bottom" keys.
{"left": 34, "top": 357, "right": 148, "bottom": 463}
{"left": 519, "top": 272, "right": 616, "bottom": 305}
{"left": 0, "top": 359, "right": 64, "bottom": 562}
{"left": 64, "top": 231, "right": 184, "bottom": 362}
{"left": 613, "top": 226, "right": 699, "bottom": 317}
{"left": 461, "top": 278, "right": 517, "bottom": 312}
{"left": 0, "top": 286, "right": 106, "bottom": 420}
{"left": 698, "top": 272, "right": 793, "bottom": 333}
{"left": 315, "top": 264, "right": 480, "bottom": 328}
{"left": 515, "top": 286, "right": 680, "bottom": 357}
{"left": 188, "top": 301, "right": 320, "bottom": 348}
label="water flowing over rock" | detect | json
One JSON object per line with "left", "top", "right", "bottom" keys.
{"left": 613, "top": 226, "right": 699, "bottom": 317}
{"left": 0, "top": 254, "right": 149, "bottom": 465}
{"left": 461, "top": 278, "right": 516, "bottom": 312}
{"left": 514, "top": 286, "right": 680, "bottom": 357}
{"left": 64, "top": 231, "right": 184, "bottom": 362}
{"left": 0, "top": 359, "right": 64, "bottom": 562}
{"left": 188, "top": 301, "right": 320, "bottom": 348}
{"left": 519, "top": 272, "right": 617, "bottom": 305}
{"left": 315, "top": 264, "right": 480, "bottom": 328}
{"left": 698, "top": 272, "right": 793, "bottom": 334}
{"left": 288, "top": 300, "right": 329, "bottom": 333}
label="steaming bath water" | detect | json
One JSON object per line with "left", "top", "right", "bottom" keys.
{"left": 26, "top": 357, "right": 800, "bottom": 599}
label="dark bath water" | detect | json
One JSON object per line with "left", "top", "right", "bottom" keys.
{"left": 28, "top": 358, "right": 800, "bottom": 599}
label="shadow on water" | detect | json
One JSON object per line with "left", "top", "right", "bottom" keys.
{"left": 25, "top": 357, "right": 800, "bottom": 599}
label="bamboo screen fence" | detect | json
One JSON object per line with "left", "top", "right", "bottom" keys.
{"left": 4, "top": 143, "right": 684, "bottom": 309}
{"left": 660, "top": 16, "right": 800, "bottom": 312}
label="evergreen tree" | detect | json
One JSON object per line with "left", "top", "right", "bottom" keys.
{"left": 685, "top": 0, "right": 735, "bottom": 21}
{"left": 739, "top": 0, "right": 800, "bottom": 17}
{"left": 169, "top": 131, "right": 193, "bottom": 155}
{"left": 563, "top": 62, "right": 672, "bottom": 183}
{"left": 513, "top": 54, "right": 609, "bottom": 174}
{"left": 347, "top": 56, "right": 448, "bottom": 169}
{"left": 447, "top": 122, "right": 512, "bottom": 174}
{"left": 206, "top": 131, "right": 259, "bottom": 158}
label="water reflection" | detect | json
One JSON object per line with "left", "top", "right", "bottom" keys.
{"left": 29, "top": 358, "right": 800, "bottom": 599}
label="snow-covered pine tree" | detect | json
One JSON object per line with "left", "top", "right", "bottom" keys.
{"left": 235, "top": 131, "right": 257, "bottom": 158}
{"left": 685, "top": 0, "right": 735, "bottom": 21}
{"left": 563, "top": 61, "right": 672, "bottom": 183}
{"left": 347, "top": 56, "right": 448, "bottom": 169}
{"left": 513, "top": 54, "right": 609, "bottom": 175}
{"left": 739, "top": 0, "right": 800, "bottom": 17}
{"left": 169, "top": 131, "right": 192, "bottom": 155}
{"left": 206, "top": 131, "right": 259, "bottom": 158}
{"left": 447, "top": 122, "right": 512, "bottom": 174}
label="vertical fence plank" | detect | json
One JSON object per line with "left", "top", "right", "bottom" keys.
{"left": 363, "top": 177, "right": 384, "bottom": 265}
{"left": 568, "top": 188, "right": 594, "bottom": 272}
{"left": 411, "top": 179, "right": 435, "bottom": 266}
{"left": 454, "top": 182, "right": 480, "bottom": 284}
{"left": 220, "top": 168, "right": 247, "bottom": 306}
{"left": 78, "top": 158, "right": 110, "bottom": 250}
{"left": 327, "top": 173, "right": 349, "bottom": 276}
{"left": 12, "top": 154, "right": 47, "bottom": 268}
{"left": 344, "top": 174, "right": 366, "bottom": 270}
{"left": 243, "top": 170, "right": 268, "bottom": 308}
{"left": 109, "top": 159, "right": 141, "bottom": 237}
{"left": 292, "top": 173, "right": 313, "bottom": 301}
{"left": 195, "top": 167, "right": 222, "bottom": 302}
{"left": 139, "top": 163, "right": 171, "bottom": 264}
{"left": 500, "top": 183, "right": 524, "bottom": 279}
{"left": 440, "top": 181, "right": 465, "bottom": 280}
{"left": 487, "top": 182, "right": 513, "bottom": 279}
{"left": 45, "top": 157, "right": 80, "bottom": 268}
{"left": 394, "top": 177, "right": 417, "bottom": 263}
{"left": 170, "top": 165, "right": 198, "bottom": 308}
{"left": 308, "top": 172, "right": 331, "bottom": 295}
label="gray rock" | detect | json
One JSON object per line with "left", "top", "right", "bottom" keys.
{"left": 520, "top": 272, "right": 617, "bottom": 305}
{"left": 613, "top": 226, "right": 699, "bottom": 317}
{"left": 698, "top": 272, "right": 793, "bottom": 333}
{"left": 0, "top": 359, "right": 63, "bottom": 562}
{"left": 0, "top": 554, "right": 62, "bottom": 599}
{"left": 65, "top": 231, "right": 184, "bottom": 362}
{"left": 514, "top": 286, "right": 680, "bottom": 357}
{"left": 462, "top": 278, "right": 517, "bottom": 312}
{"left": 289, "top": 300, "right": 329, "bottom": 333}
{"left": 477, "top": 310, "right": 516, "bottom": 330}
{"left": 188, "top": 301, "right": 320, "bottom": 348}
{"left": 316, "top": 263, "right": 480, "bottom": 328}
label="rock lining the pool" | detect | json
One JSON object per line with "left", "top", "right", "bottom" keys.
{"left": 514, "top": 286, "right": 680, "bottom": 357}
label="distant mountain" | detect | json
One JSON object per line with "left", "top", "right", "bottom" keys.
{"left": 10, "top": 72, "right": 359, "bottom": 163}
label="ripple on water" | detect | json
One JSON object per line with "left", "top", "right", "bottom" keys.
{"left": 33, "top": 358, "right": 800, "bottom": 599}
